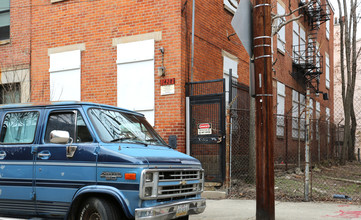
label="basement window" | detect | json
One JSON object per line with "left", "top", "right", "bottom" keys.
{"left": 0, "top": 83, "right": 21, "bottom": 104}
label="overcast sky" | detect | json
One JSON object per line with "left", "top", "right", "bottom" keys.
{"left": 328, "top": 0, "right": 361, "bottom": 39}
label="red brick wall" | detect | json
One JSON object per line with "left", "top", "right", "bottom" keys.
{"left": 181, "top": 0, "right": 250, "bottom": 84}
{"left": 30, "top": 0, "right": 249, "bottom": 152}
{"left": 0, "top": 0, "right": 31, "bottom": 68}
{"left": 30, "top": 0, "right": 184, "bottom": 147}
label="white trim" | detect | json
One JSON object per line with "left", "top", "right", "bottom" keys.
{"left": 48, "top": 43, "right": 85, "bottom": 56}
{"left": 112, "top": 32, "right": 162, "bottom": 46}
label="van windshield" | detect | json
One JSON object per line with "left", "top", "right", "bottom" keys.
{"left": 88, "top": 108, "right": 166, "bottom": 146}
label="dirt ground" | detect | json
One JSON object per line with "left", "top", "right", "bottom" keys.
{"left": 229, "top": 161, "right": 361, "bottom": 204}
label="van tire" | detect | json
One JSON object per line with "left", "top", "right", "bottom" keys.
{"left": 77, "top": 197, "right": 121, "bottom": 220}
{"left": 177, "top": 216, "right": 189, "bottom": 220}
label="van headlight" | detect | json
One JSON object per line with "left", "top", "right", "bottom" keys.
{"left": 140, "top": 170, "right": 158, "bottom": 199}
{"left": 144, "top": 187, "right": 153, "bottom": 197}
{"left": 145, "top": 172, "right": 153, "bottom": 182}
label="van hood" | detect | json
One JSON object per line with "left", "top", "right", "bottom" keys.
{"left": 97, "top": 144, "right": 202, "bottom": 167}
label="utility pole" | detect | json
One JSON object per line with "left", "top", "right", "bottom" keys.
{"left": 253, "top": 0, "right": 275, "bottom": 219}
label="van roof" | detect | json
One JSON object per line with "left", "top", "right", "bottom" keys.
{"left": 0, "top": 101, "right": 143, "bottom": 116}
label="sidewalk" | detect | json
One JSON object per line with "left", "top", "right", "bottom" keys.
{"left": 190, "top": 199, "right": 361, "bottom": 220}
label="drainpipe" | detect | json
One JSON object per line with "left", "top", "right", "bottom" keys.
{"left": 190, "top": 0, "right": 195, "bottom": 82}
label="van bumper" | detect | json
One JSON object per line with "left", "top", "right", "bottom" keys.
{"left": 135, "top": 198, "right": 206, "bottom": 219}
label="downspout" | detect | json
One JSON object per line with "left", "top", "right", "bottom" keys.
{"left": 190, "top": 0, "right": 195, "bottom": 82}
{"left": 29, "top": 0, "right": 32, "bottom": 102}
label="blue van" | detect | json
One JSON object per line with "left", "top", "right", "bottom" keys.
{"left": 0, "top": 102, "right": 205, "bottom": 219}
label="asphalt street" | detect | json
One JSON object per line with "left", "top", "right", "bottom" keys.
{"left": 1, "top": 199, "right": 361, "bottom": 220}
{"left": 190, "top": 199, "right": 361, "bottom": 220}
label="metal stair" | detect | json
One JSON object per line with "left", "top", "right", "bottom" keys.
{"left": 291, "top": 0, "right": 330, "bottom": 93}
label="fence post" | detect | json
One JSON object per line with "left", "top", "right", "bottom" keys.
{"left": 304, "top": 88, "right": 311, "bottom": 202}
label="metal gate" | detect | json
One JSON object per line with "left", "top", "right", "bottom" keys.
{"left": 186, "top": 79, "right": 225, "bottom": 183}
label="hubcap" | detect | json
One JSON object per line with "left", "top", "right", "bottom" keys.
{"left": 89, "top": 212, "right": 101, "bottom": 220}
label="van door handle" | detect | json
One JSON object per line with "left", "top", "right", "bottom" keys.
{"left": 38, "top": 151, "right": 51, "bottom": 160}
{"left": 0, "top": 151, "right": 6, "bottom": 160}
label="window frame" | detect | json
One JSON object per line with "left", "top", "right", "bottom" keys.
{"left": 292, "top": 90, "right": 299, "bottom": 139}
{"left": 276, "top": 82, "right": 286, "bottom": 137}
{"left": 326, "top": 5, "right": 330, "bottom": 40}
{"left": 292, "top": 21, "right": 300, "bottom": 60}
{"left": 0, "top": 0, "right": 10, "bottom": 41}
{"left": 44, "top": 110, "right": 93, "bottom": 144}
{"left": 224, "top": 0, "right": 238, "bottom": 14}
{"left": 325, "top": 53, "right": 330, "bottom": 89}
{"left": 0, "top": 83, "right": 21, "bottom": 104}
{"left": 0, "top": 111, "right": 40, "bottom": 145}
{"left": 277, "top": 2, "right": 286, "bottom": 53}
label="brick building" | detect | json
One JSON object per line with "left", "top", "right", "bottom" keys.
{"left": 28, "top": 0, "right": 248, "bottom": 154}
{"left": 272, "top": 0, "right": 335, "bottom": 166}
{"left": 1, "top": 0, "right": 335, "bottom": 184}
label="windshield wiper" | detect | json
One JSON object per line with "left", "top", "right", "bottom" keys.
{"left": 110, "top": 138, "right": 148, "bottom": 146}
{"left": 110, "top": 137, "right": 132, "bottom": 142}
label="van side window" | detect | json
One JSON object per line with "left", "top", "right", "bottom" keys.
{"left": 0, "top": 112, "right": 39, "bottom": 144}
{"left": 45, "top": 111, "right": 93, "bottom": 143}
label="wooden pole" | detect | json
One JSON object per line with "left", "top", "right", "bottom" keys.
{"left": 253, "top": 0, "right": 275, "bottom": 219}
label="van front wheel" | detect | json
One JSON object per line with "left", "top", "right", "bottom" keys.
{"left": 78, "top": 197, "right": 121, "bottom": 220}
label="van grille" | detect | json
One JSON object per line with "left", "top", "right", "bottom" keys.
{"left": 157, "top": 169, "right": 203, "bottom": 199}
{"left": 159, "top": 170, "right": 199, "bottom": 181}
{"left": 140, "top": 169, "right": 204, "bottom": 200}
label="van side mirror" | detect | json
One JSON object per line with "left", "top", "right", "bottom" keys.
{"left": 168, "top": 135, "right": 177, "bottom": 149}
{"left": 50, "top": 130, "right": 70, "bottom": 144}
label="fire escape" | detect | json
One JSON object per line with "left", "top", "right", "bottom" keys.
{"left": 291, "top": 0, "right": 330, "bottom": 96}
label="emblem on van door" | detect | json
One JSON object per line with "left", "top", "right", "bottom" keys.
{"left": 100, "top": 172, "right": 122, "bottom": 181}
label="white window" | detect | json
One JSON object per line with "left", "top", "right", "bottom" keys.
{"left": 277, "top": 82, "right": 286, "bottom": 136}
{"left": 0, "top": 0, "right": 10, "bottom": 41}
{"left": 277, "top": 3, "right": 286, "bottom": 52}
{"left": 292, "top": 21, "right": 300, "bottom": 60}
{"left": 49, "top": 50, "right": 81, "bottom": 101}
{"left": 326, "top": 6, "right": 330, "bottom": 39}
{"left": 316, "top": 101, "right": 320, "bottom": 140}
{"left": 292, "top": 90, "right": 299, "bottom": 138}
{"left": 326, "top": 107, "right": 330, "bottom": 143}
{"left": 224, "top": 0, "right": 238, "bottom": 14}
{"left": 326, "top": 53, "right": 330, "bottom": 89}
{"left": 300, "top": 94, "right": 306, "bottom": 139}
{"left": 300, "top": 27, "right": 306, "bottom": 63}
{"left": 117, "top": 39, "right": 155, "bottom": 125}
{"left": 316, "top": 44, "right": 321, "bottom": 69}
{"left": 223, "top": 55, "right": 238, "bottom": 108}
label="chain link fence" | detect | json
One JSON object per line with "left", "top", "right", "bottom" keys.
{"left": 228, "top": 84, "right": 361, "bottom": 203}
